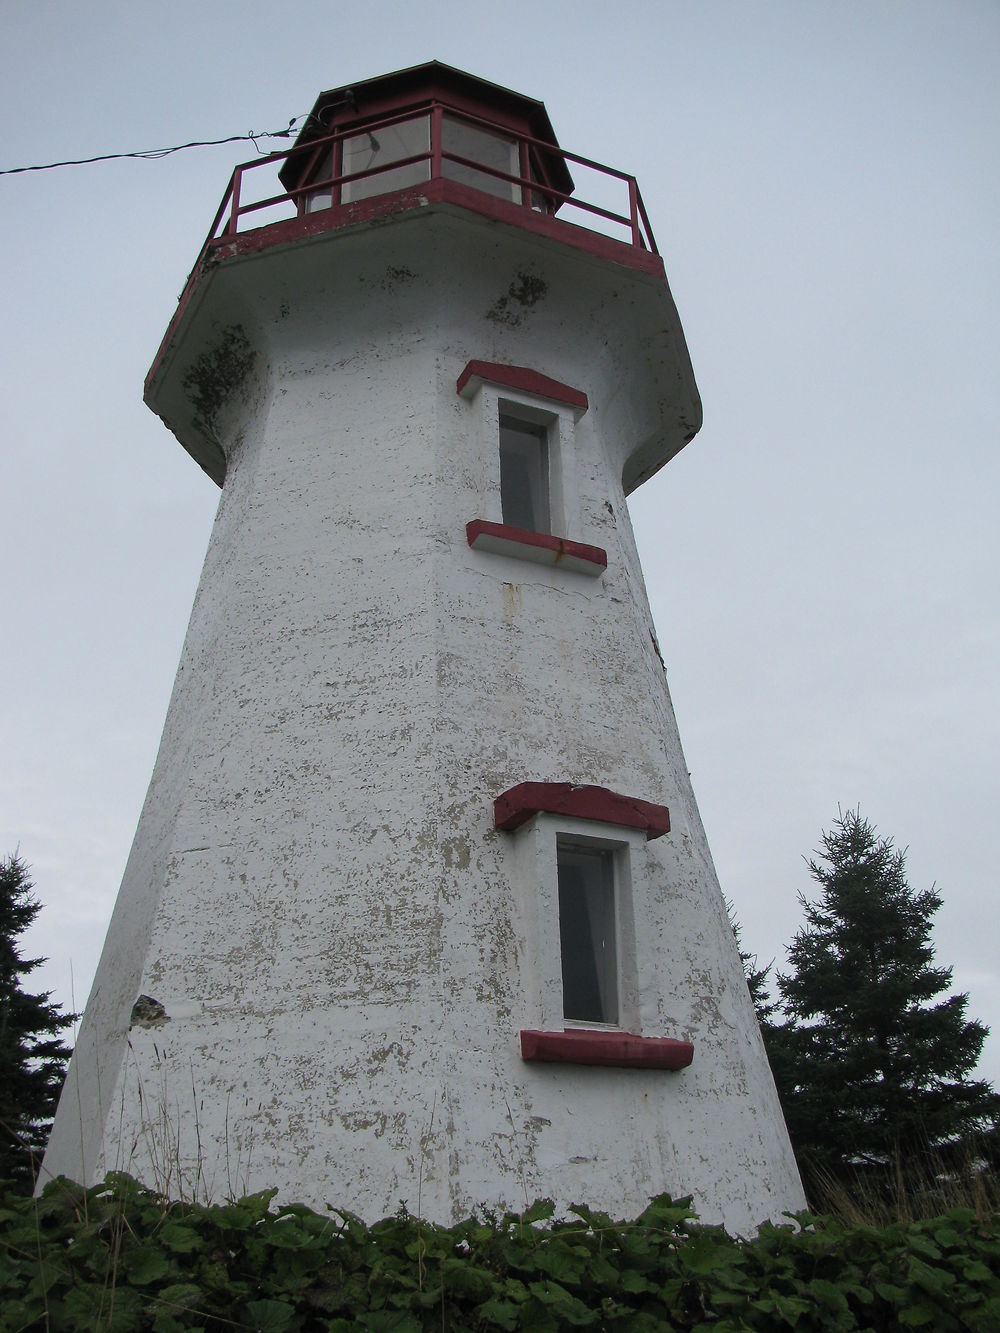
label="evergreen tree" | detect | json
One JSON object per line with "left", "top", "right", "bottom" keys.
{"left": 0, "top": 854, "right": 75, "bottom": 1188}
{"left": 727, "top": 899, "right": 778, "bottom": 1030}
{"left": 766, "top": 811, "right": 1000, "bottom": 1193}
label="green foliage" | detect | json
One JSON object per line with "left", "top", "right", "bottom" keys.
{"left": 764, "top": 812, "right": 1000, "bottom": 1197}
{"left": 0, "top": 1174, "right": 998, "bottom": 1331}
{"left": 727, "top": 899, "right": 778, "bottom": 1030}
{"left": 0, "top": 854, "right": 76, "bottom": 1188}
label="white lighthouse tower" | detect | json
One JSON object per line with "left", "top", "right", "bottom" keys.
{"left": 44, "top": 63, "right": 804, "bottom": 1231}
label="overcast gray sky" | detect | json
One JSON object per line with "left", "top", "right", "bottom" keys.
{"left": 2, "top": 1, "right": 998, "bottom": 1087}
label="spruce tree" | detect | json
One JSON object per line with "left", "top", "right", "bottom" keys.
{"left": 766, "top": 810, "right": 1000, "bottom": 1193}
{"left": 0, "top": 854, "right": 75, "bottom": 1189}
{"left": 727, "top": 900, "right": 778, "bottom": 1030}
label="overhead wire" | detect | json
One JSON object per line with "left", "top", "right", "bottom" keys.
{"left": 0, "top": 117, "right": 311, "bottom": 177}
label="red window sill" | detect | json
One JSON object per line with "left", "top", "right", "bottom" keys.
{"left": 466, "top": 520, "right": 606, "bottom": 576}
{"left": 520, "top": 1029, "right": 693, "bottom": 1070}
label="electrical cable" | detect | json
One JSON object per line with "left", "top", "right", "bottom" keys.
{"left": 0, "top": 117, "right": 308, "bottom": 177}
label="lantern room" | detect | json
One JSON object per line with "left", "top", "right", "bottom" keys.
{"left": 145, "top": 61, "right": 691, "bottom": 491}
{"left": 279, "top": 62, "right": 574, "bottom": 219}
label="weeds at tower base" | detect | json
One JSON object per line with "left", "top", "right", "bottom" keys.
{"left": 95, "top": 1036, "right": 264, "bottom": 1210}
{"left": 2, "top": 1173, "right": 998, "bottom": 1331}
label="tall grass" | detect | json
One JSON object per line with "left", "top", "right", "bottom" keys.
{"left": 807, "top": 1150, "right": 1000, "bottom": 1226}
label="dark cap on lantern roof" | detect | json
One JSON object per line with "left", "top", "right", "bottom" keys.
{"left": 278, "top": 60, "right": 574, "bottom": 197}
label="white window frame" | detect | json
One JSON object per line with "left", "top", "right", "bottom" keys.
{"left": 506, "top": 814, "right": 643, "bottom": 1033}
{"left": 556, "top": 836, "right": 620, "bottom": 1026}
{"left": 469, "top": 382, "right": 579, "bottom": 540}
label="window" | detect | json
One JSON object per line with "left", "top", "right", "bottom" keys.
{"left": 341, "top": 117, "right": 431, "bottom": 203}
{"left": 442, "top": 115, "right": 520, "bottom": 203}
{"left": 304, "top": 145, "right": 336, "bottom": 213}
{"left": 494, "top": 783, "right": 670, "bottom": 1037}
{"left": 458, "top": 361, "right": 606, "bottom": 574}
{"left": 494, "top": 782, "right": 694, "bottom": 1070}
{"left": 557, "top": 841, "right": 618, "bottom": 1025}
{"left": 499, "top": 414, "right": 549, "bottom": 532}
{"left": 303, "top": 113, "right": 520, "bottom": 214}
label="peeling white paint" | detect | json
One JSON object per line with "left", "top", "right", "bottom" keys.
{"left": 43, "top": 203, "right": 804, "bottom": 1232}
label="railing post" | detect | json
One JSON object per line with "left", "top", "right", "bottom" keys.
{"left": 228, "top": 167, "right": 243, "bottom": 236}
{"left": 519, "top": 138, "right": 531, "bottom": 211}
{"left": 333, "top": 132, "right": 344, "bottom": 205}
{"left": 431, "top": 104, "right": 443, "bottom": 180}
{"left": 627, "top": 177, "right": 639, "bottom": 249}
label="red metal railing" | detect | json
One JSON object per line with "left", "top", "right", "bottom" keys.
{"left": 196, "top": 100, "right": 659, "bottom": 259}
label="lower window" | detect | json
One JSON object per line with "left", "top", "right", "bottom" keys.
{"left": 557, "top": 841, "right": 618, "bottom": 1025}
{"left": 493, "top": 783, "right": 693, "bottom": 1069}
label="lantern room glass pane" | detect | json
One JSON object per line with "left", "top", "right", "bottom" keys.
{"left": 557, "top": 843, "right": 618, "bottom": 1025}
{"left": 442, "top": 115, "right": 521, "bottom": 203}
{"left": 341, "top": 116, "right": 431, "bottom": 203}
{"left": 304, "top": 146, "right": 335, "bottom": 213}
{"left": 499, "top": 416, "right": 549, "bottom": 533}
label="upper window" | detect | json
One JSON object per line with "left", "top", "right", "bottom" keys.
{"left": 304, "top": 145, "right": 336, "bottom": 213}
{"left": 499, "top": 414, "right": 549, "bottom": 533}
{"left": 303, "top": 113, "right": 520, "bottom": 213}
{"left": 557, "top": 841, "right": 618, "bottom": 1025}
{"left": 458, "top": 361, "right": 606, "bottom": 575}
{"left": 342, "top": 117, "right": 431, "bottom": 203}
{"left": 442, "top": 115, "right": 520, "bottom": 203}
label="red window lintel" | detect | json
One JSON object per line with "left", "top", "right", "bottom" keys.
{"left": 457, "top": 360, "right": 589, "bottom": 414}
{"left": 495, "top": 781, "right": 670, "bottom": 839}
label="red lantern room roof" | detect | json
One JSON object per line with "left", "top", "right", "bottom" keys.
{"left": 278, "top": 61, "right": 574, "bottom": 197}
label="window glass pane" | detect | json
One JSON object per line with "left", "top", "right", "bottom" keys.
{"left": 557, "top": 844, "right": 618, "bottom": 1025}
{"left": 528, "top": 153, "right": 555, "bottom": 214}
{"left": 304, "top": 146, "right": 334, "bottom": 213}
{"left": 499, "top": 416, "right": 548, "bottom": 533}
{"left": 442, "top": 115, "right": 521, "bottom": 203}
{"left": 342, "top": 116, "right": 430, "bottom": 203}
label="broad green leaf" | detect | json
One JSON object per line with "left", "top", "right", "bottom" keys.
{"left": 807, "top": 1276, "right": 850, "bottom": 1311}
{"left": 246, "top": 1298, "right": 297, "bottom": 1331}
{"left": 476, "top": 1297, "right": 521, "bottom": 1330}
{"left": 899, "top": 1302, "right": 939, "bottom": 1328}
{"left": 636, "top": 1194, "right": 696, "bottom": 1229}
{"left": 157, "top": 1282, "right": 204, "bottom": 1310}
{"left": 567, "top": 1202, "right": 613, "bottom": 1230}
{"left": 619, "top": 1268, "right": 654, "bottom": 1294}
{"left": 125, "top": 1244, "right": 172, "bottom": 1284}
{"left": 961, "top": 1259, "right": 994, "bottom": 1283}
{"left": 260, "top": 1218, "right": 316, "bottom": 1249}
{"left": 907, "top": 1233, "right": 943, "bottom": 1261}
{"left": 875, "top": 1281, "right": 907, "bottom": 1305}
{"left": 438, "top": 1256, "right": 495, "bottom": 1300}
{"left": 907, "top": 1255, "right": 954, "bottom": 1295}
{"left": 751, "top": 1292, "right": 811, "bottom": 1323}
{"left": 527, "top": 1280, "right": 597, "bottom": 1326}
{"left": 159, "top": 1222, "right": 202, "bottom": 1253}
{"left": 932, "top": 1226, "right": 959, "bottom": 1249}
{"left": 356, "top": 1312, "right": 422, "bottom": 1332}
{"left": 152, "top": 1313, "right": 187, "bottom": 1333}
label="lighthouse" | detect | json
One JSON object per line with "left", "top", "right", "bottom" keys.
{"left": 43, "top": 63, "right": 804, "bottom": 1231}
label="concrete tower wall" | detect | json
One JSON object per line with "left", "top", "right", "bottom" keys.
{"left": 44, "top": 207, "right": 804, "bottom": 1231}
